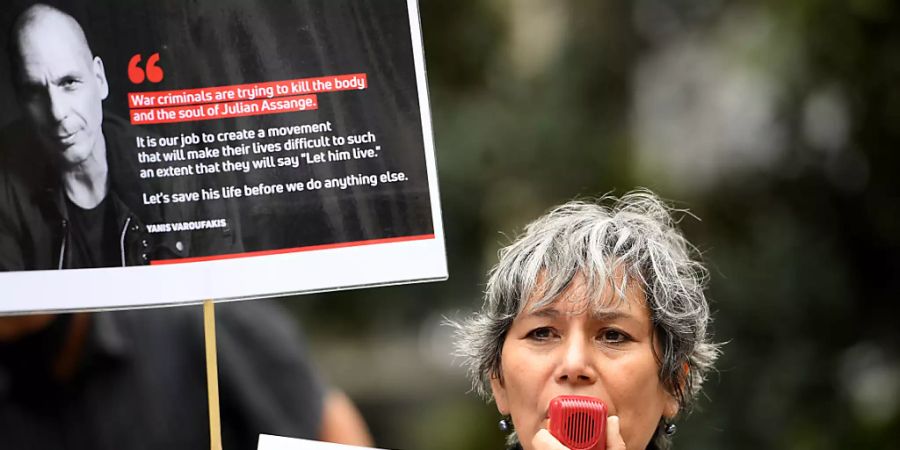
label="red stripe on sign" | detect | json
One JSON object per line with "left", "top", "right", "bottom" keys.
{"left": 150, "top": 233, "right": 436, "bottom": 265}
{"left": 127, "top": 73, "right": 368, "bottom": 108}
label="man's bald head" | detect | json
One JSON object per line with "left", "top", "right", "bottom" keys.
{"left": 9, "top": 4, "right": 94, "bottom": 80}
{"left": 7, "top": 2, "right": 109, "bottom": 169}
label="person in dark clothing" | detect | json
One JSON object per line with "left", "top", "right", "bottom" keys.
{"left": 0, "top": 300, "right": 374, "bottom": 449}
{"left": 0, "top": 302, "right": 319, "bottom": 449}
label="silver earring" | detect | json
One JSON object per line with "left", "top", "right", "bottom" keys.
{"left": 664, "top": 422, "right": 677, "bottom": 436}
{"left": 498, "top": 417, "right": 513, "bottom": 432}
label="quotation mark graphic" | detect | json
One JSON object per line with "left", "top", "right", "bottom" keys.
{"left": 128, "top": 53, "right": 164, "bottom": 84}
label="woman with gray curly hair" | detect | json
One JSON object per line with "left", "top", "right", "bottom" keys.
{"left": 450, "top": 189, "right": 719, "bottom": 450}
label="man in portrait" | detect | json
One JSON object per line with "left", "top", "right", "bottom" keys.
{"left": 0, "top": 3, "right": 239, "bottom": 270}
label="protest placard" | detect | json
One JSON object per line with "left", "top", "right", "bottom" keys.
{"left": 0, "top": 0, "right": 444, "bottom": 312}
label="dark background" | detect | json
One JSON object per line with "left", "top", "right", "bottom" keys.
{"left": 0, "top": 0, "right": 434, "bottom": 255}
{"left": 287, "top": 0, "right": 899, "bottom": 449}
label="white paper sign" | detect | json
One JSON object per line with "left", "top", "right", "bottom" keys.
{"left": 258, "top": 435, "right": 389, "bottom": 450}
{"left": 0, "top": 0, "right": 445, "bottom": 313}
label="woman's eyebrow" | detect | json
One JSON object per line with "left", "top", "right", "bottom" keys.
{"left": 525, "top": 306, "right": 633, "bottom": 321}
{"left": 525, "top": 307, "right": 560, "bottom": 318}
{"left": 590, "top": 310, "right": 631, "bottom": 321}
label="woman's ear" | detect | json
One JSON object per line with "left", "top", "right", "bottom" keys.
{"left": 663, "top": 363, "right": 687, "bottom": 419}
{"left": 663, "top": 394, "right": 679, "bottom": 419}
{"left": 490, "top": 374, "right": 510, "bottom": 415}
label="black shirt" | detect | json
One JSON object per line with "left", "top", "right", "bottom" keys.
{"left": 0, "top": 301, "right": 324, "bottom": 449}
{"left": 65, "top": 195, "right": 121, "bottom": 269}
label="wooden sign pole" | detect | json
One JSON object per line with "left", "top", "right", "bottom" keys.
{"left": 203, "top": 300, "right": 224, "bottom": 450}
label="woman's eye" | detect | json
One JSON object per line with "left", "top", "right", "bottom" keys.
{"left": 526, "top": 327, "right": 556, "bottom": 341}
{"left": 600, "top": 329, "right": 629, "bottom": 344}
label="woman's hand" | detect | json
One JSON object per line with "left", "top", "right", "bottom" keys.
{"left": 531, "top": 415, "right": 628, "bottom": 450}
{"left": 606, "top": 416, "right": 627, "bottom": 450}
{"left": 531, "top": 429, "right": 568, "bottom": 449}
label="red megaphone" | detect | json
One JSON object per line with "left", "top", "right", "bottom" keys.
{"left": 548, "top": 395, "right": 607, "bottom": 450}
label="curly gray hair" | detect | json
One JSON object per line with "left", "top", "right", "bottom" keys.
{"left": 450, "top": 189, "right": 720, "bottom": 449}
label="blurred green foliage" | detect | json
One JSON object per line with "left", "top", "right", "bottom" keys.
{"left": 284, "top": 0, "right": 900, "bottom": 448}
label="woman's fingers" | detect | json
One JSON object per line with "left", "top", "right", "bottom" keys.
{"left": 532, "top": 429, "right": 570, "bottom": 450}
{"left": 606, "top": 416, "right": 627, "bottom": 450}
{"left": 532, "top": 417, "right": 626, "bottom": 450}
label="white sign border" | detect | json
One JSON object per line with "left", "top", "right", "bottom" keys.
{"left": 258, "top": 434, "right": 389, "bottom": 450}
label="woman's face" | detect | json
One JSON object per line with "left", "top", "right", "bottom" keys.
{"left": 490, "top": 276, "right": 677, "bottom": 450}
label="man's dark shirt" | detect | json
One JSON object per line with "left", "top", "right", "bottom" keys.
{"left": 0, "top": 114, "right": 243, "bottom": 271}
{"left": 65, "top": 195, "right": 120, "bottom": 268}
{"left": 0, "top": 301, "right": 324, "bottom": 449}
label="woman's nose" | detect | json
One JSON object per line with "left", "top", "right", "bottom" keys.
{"left": 555, "top": 335, "right": 597, "bottom": 384}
